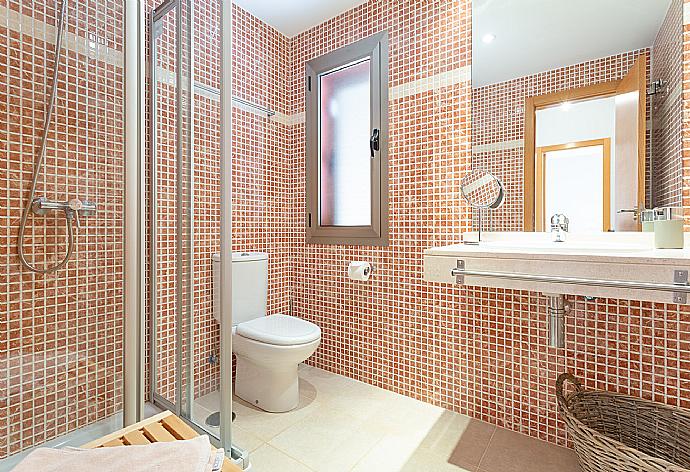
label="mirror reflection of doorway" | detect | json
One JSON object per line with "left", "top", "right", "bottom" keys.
{"left": 523, "top": 55, "right": 647, "bottom": 231}
{"left": 535, "top": 139, "right": 611, "bottom": 232}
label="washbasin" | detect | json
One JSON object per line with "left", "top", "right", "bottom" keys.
{"left": 457, "top": 231, "right": 662, "bottom": 256}
{"left": 473, "top": 239, "right": 648, "bottom": 255}
{"left": 423, "top": 231, "right": 690, "bottom": 304}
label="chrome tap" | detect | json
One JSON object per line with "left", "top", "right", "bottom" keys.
{"left": 31, "top": 197, "right": 97, "bottom": 228}
{"left": 617, "top": 207, "right": 641, "bottom": 221}
{"left": 550, "top": 214, "right": 569, "bottom": 242}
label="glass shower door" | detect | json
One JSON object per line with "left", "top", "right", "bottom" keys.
{"left": 149, "top": 0, "right": 235, "bottom": 460}
{"left": 149, "top": 0, "right": 195, "bottom": 419}
{"left": 0, "top": 0, "right": 127, "bottom": 467}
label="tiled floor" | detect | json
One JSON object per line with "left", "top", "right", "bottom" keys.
{"left": 194, "top": 365, "right": 580, "bottom": 472}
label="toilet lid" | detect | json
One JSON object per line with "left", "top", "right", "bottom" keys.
{"left": 236, "top": 314, "right": 321, "bottom": 346}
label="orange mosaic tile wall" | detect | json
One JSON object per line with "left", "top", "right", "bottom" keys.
{"left": 288, "top": 0, "right": 477, "bottom": 431}
{"left": 652, "top": 0, "right": 683, "bottom": 207}
{"left": 684, "top": 0, "right": 690, "bottom": 229}
{"left": 286, "top": 0, "right": 690, "bottom": 448}
{"left": 148, "top": 0, "right": 179, "bottom": 405}
{"left": 1, "top": 0, "right": 125, "bottom": 458}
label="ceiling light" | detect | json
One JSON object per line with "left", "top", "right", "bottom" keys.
{"left": 482, "top": 33, "right": 496, "bottom": 44}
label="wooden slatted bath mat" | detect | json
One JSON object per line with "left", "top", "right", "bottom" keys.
{"left": 81, "top": 410, "right": 241, "bottom": 472}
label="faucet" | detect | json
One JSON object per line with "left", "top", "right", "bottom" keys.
{"left": 31, "top": 197, "right": 97, "bottom": 228}
{"left": 550, "top": 214, "right": 569, "bottom": 242}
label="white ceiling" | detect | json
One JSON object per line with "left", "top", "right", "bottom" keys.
{"left": 473, "top": 0, "right": 674, "bottom": 87}
{"left": 233, "top": 0, "right": 368, "bottom": 37}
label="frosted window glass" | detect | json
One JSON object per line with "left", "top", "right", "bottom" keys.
{"left": 543, "top": 146, "right": 605, "bottom": 232}
{"left": 319, "top": 59, "right": 371, "bottom": 226}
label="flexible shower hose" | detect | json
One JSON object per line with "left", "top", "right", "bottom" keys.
{"left": 17, "top": 0, "right": 75, "bottom": 274}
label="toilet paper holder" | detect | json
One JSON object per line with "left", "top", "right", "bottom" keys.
{"left": 348, "top": 261, "right": 372, "bottom": 281}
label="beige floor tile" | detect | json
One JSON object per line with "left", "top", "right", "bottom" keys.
{"left": 226, "top": 367, "right": 580, "bottom": 472}
{"left": 195, "top": 390, "right": 221, "bottom": 411}
{"left": 249, "top": 444, "right": 314, "bottom": 472}
{"left": 298, "top": 365, "right": 369, "bottom": 402}
{"left": 351, "top": 434, "right": 429, "bottom": 472}
{"left": 407, "top": 412, "right": 491, "bottom": 462}
{"left": 232, "top": 393, "right": 322, "bottom": 442}
{"left": 323, "top": 383, "right": 397, "bottom": 423}
{"left": 191, "top": 398, "right": 265, "bottom": 453}
{"left": 400, "top": 445, "right": 475, "bottom": 472}
{"left": 231, "top": 425, "right": 265, "bottom": 453}
{"left": 191, "top": 402, "right": 215, "bottom": 429}
{"left": 478, "top": 427, "right": 579, "bottom": 472}
{"left": 269, "top": 404, "right": 384, "bottom": 472}
{"left": 352, "top": 410, "right": 485, "bottom": 472}
{"left": 365, "top": 393, "right": 449, "bottom": 441}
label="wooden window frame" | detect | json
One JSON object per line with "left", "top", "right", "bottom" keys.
{"left": 305, "top": 32, "right": 389, "bottom": 246}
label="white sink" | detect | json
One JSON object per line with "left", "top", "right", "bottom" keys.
{"left": 473, "top": 240, "right": 647, "bottom": 254}
{"left": 424, "top": 232, "right": 690, "bottom": 303}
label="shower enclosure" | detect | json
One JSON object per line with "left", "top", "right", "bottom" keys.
{"left": 1, "top": 0, "right": 129, "bottom": 466}
{"left": 1, "top": 0, "right": 236, "bottom": 467}
{"left": 147, "top": 0, "right": 236, "bottom": 459}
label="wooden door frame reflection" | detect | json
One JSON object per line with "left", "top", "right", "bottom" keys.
{"left": 535, "top": 138, "right": 611, "bottom": 232}
{"left": 523, "top": 53, "right": 646, "bottom": 231}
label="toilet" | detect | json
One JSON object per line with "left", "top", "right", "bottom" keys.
{"left": 212, "top": 252, "right": 321, "bottom": 413}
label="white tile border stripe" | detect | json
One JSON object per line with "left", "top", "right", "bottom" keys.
{"left": 1, "top": 6, "right": 471, "bottom": 124}
{"left": 0, "top": 5, "right": 123, "bottom": 68}
{"left": 390, "top": 66, "right": 471, "bottom": 101}
{"left": 282, "top": 66, "right": 472, "bottom": 125}
{"left": 472, "top": 139, "right": 523, "bottom": 154}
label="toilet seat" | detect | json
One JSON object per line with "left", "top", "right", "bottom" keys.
{"left": 236, "top": 314, "right": 321, "bottom": 346}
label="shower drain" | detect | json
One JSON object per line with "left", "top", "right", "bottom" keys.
{"left": 205, "top": 411, "right": 236, "bottom": 427}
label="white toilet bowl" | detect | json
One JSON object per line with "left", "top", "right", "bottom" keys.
{"left": 212, "top": 252, "right": 321, "bottom": 413}
{"left": 232, "top": 315, "right": 320, "bottom": 412}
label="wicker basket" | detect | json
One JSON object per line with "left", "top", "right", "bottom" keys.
{"left": 556, "top": 373, "right": 690, "bottom": 472}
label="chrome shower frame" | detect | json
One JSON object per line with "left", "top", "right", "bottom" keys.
{"left": 148, "top": 0, "right": 195, "bottom": 424}
{"left": 147, "top": 0, "right": 236, "bottom": 458}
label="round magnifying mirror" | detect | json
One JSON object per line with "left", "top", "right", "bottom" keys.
{"left": 460, "top": 169, "right": 504, "bottom": 243}
{"left": 460, "top": 169, "right": 504, "bottom": 209}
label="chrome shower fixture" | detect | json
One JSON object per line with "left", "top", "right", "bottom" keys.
{"left": 16, "top": 0, "right": 97, "bottom": 274}
{"left": 31, "top": 197, "right": 97, "bottom": 226}
{"left": 648, "top": 79, "right": 667, "bottom": 96}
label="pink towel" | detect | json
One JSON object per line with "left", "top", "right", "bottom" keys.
{"left": 12, "top": 435, "right": 216, "bottom": 472}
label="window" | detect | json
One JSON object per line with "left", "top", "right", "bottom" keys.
{"left": 305, "top": 32, "right": 389, "bottom": 245}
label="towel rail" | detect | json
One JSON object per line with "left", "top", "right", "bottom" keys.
{"left": 451, "top": 262, "right": 690, "bottom": 303}
{"left": 192, "top": 82, "right": 277, "bottom": 117}
{"left": 231, "top": 96, "right": 276, "bottom": 117}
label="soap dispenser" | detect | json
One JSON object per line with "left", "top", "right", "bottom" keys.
{"left": 654, "top": 207, "right": 684, "bottom": 249}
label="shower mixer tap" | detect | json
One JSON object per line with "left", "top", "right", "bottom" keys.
{"left": 16, "top": 0, "right": 79, "bottom": 274}
{"left": 32, "top": 197, "right": 97, "bottom": 226}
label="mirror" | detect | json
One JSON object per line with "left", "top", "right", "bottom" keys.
{"left": 461, "top": 169, "right": 505, "bottom": 209}
{"left": 461, "top": 170, "right": 505, "bottom": 242}
{"left": 472, "top": 0, "right": 682, "bottom": 232}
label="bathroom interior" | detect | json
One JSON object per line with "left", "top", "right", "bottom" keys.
{"left": 2, "top": 0, "right": 690, "bottom": 471}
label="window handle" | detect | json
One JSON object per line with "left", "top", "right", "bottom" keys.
{"left": 370, "top": 128, "right": 380, "bottom": 158}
